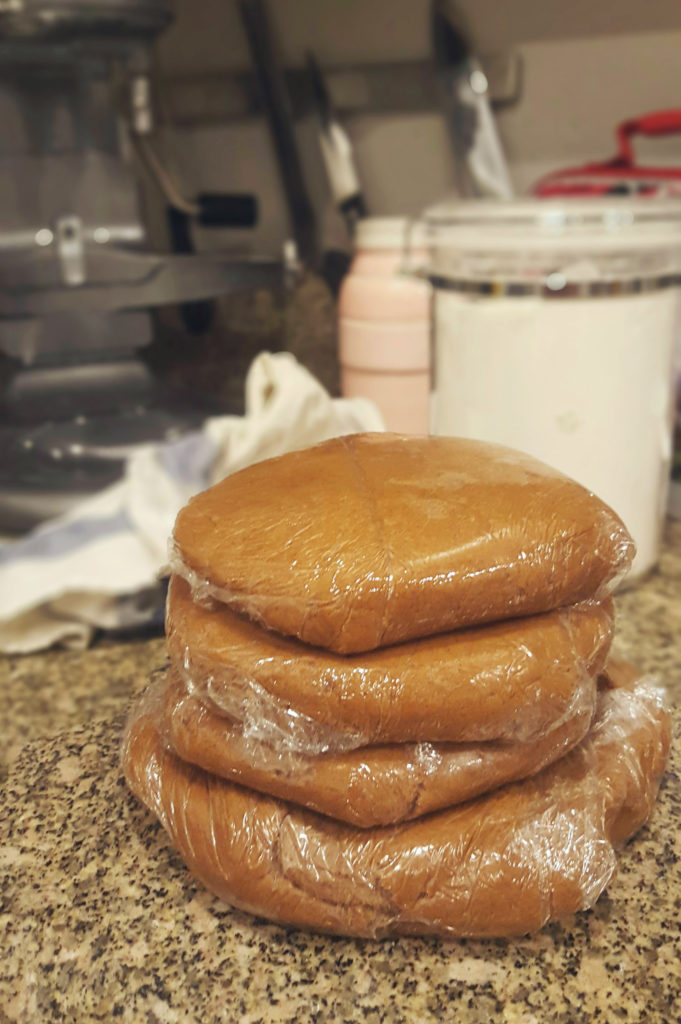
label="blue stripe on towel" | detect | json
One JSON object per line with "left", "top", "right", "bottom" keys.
{"left": 0, "top": 509, "right": 131, "bottom": 567}
{"left": 159, "top": 432, "right": 216, "bottom": 488}
{"left": 0, "top": 431, "right": 215, "bottom": 570}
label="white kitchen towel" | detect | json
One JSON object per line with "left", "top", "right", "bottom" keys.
{"left": 0, "top": 352, "right": 384, "bottom": 654}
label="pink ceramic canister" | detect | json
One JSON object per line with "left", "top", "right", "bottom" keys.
{"left": 338, "top": 218, "right": 431, "bottom": 434}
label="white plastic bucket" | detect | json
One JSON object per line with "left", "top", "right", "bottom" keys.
{"left": 424, "top": 198, "right": 681, "bottom": 579}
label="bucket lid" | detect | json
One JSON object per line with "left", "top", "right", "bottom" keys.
{"left": 422, "top": 197, "right": 681, "bottom": 253}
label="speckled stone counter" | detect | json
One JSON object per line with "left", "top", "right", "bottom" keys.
{"left": 1, "top": 522, "right": 680, "bottom": 1023}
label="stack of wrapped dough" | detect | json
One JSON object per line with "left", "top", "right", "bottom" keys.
{"left": 122, "top": 434, "right": 671, "bottom": 938}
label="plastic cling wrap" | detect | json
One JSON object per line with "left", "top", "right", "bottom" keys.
{"left": 152, "top": 665, "right": 597, "bottom": 827}
{"left": 165, "top": 574, "right": 614, "bottom": 752}
{"left": 121, "top": 664, "right": 670, "bottom": 939}
{"left": 170, "top": 434, "right": 635, "bottom": 654}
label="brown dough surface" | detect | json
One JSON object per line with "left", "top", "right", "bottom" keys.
{"left": 172, "top": 434, "right": 634, "bottom": 653}
{"left": 122, "top": 661, "right": 670, "bottom": 938}
{"left": 159, "top": 667, "right": 597, "bottom": 827}
{"left": 166, "top": 574, "right": 614, "bottom": 746}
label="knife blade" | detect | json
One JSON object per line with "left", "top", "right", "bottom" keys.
{"left": 431, "top": 0, "right": 513, "bottom": 200}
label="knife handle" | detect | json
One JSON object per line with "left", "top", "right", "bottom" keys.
{"left": 196, "top": 194, "right": 258, "bottom": 229}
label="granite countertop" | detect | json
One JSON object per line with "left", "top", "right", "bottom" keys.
{"left": 1, "top": 521, "right": 680, "bottom": 1023}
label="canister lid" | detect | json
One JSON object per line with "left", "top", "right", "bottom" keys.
{"left": 422, "top": 197, "right": 681, "bottom": 253}
{"left": 422, "top": 197, "right": 681, "bottom": 292}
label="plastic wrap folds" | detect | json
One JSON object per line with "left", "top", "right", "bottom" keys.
{"left": 164, "top": 573, "right": 615, "bottom": 753}
{"left": 131, "top": 664, "right": 597, "bottom": 827}
{"left": 120, "top": 434, "right": 662, "bottom": 939}
{"left": 170, "top": 434, "right": 635, "bottom": 654}
{"left": 121, "top": 670, "right": 670, "bottom": 939}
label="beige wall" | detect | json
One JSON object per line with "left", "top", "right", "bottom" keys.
{"left": 149, "top": 0, "right": 681, "bottom": 255}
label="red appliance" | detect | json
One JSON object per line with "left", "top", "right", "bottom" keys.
{"left": 533, "top": 110, "right": 681, "bottom": 198}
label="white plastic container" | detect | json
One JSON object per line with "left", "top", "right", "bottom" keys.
{"left": 338, "top": 217, "right": 431, "bottom": 435}
{"left": 424, "top": 198, "right": 681, "bottom": 579}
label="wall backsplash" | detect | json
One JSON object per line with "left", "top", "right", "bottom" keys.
{"left": 148, "top": 2, "right": 681, "bottom": 256}
{"left": 138, "top": 0, "right": 681, "bottom": 402}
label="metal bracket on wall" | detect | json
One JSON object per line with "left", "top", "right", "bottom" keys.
{"left": 158, "top": 53, "right": 522, "bottom": 128}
